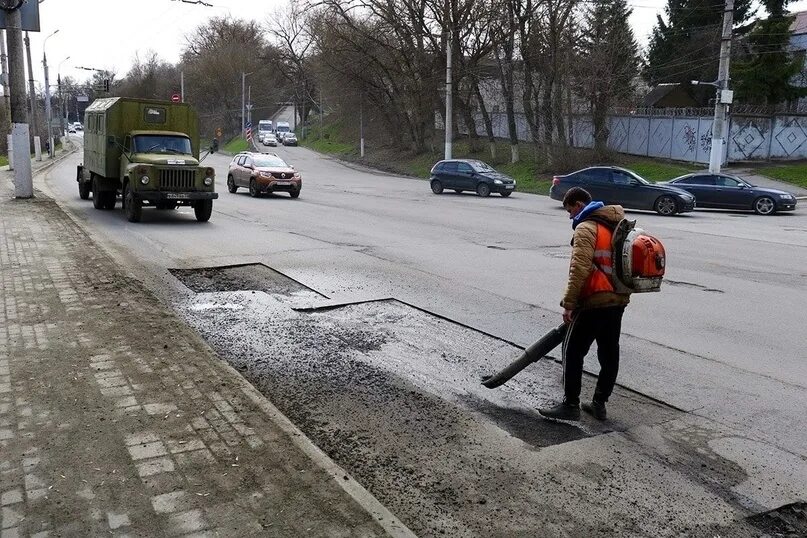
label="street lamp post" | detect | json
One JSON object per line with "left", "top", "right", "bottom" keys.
{"left": 241, "top": 71, "right": 253, "bottom": 137}
{"left": 42, "top": 29, "right": 58, "bottom": 157}
{"left": 57, "top": 55, "right": 70, "bottom": 145}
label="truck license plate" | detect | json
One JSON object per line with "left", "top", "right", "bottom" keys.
{"left": 166, "top": 193, "right": 190, "bottom": 199}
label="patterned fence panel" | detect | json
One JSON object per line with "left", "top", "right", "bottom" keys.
{"left": 627, "top": 116, "right": 650, "bottom": 156}
{"left": 607, "top": 116, "right": 630, "bottom": 153}
{"left": 769, "top": 116, "right": 807, "bottom": 159}
{"left": 571, "top": 116, "right": 594, "bottom": 149}
{"left": 670, "top": 118, "right": 702, "bottom": 162}
{"left": 647, "top": 117, "right": 673, "bottom": 159}
{"left": 728, "top": 117, "right": 772, "bottom": 161}
{"left": 695, "top": 117, "right": 714, "bottom": 164}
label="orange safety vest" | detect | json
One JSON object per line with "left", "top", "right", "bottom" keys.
{"left": 580, "top": 223, "right": 615, "bottom": 298}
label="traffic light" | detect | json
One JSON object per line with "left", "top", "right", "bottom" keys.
{"left": 103, "top": 79, "right": 110, "bottom": 92}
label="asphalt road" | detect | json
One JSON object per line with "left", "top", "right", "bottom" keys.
{"left": 41, "top": 130, "right": 807, "bottom": 535}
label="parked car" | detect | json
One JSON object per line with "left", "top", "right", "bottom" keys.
{"left": 659, "top": 172, "right": 797, "bottom": 215}
{"left": 549, "top": 166, "right": 695, "bottom": 216}
{"left": 262, "top": 133, "right": 278, "bottom": 147}
{"left": 429, "top": 159, "right": 516, "bottom": 197}
{"left": 282, "top": 133, "right": 298, "bottom": 146}
{"left": 227, "top": 151, "right": 301, "bottom": 198}
{"left": 68, "top": 126, "right": 76, "bottom": 134}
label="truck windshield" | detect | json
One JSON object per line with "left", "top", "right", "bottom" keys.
{"left": 276, "top": 126, "right": 290, "bottom": 133}
{"left": 133, "top": 135, "right": 192, "bottom": 155}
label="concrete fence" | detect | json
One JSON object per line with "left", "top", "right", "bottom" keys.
{"left": 452, "top": 111, "right": 807, "bottom": 164}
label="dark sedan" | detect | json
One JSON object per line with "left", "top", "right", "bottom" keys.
{"left": 430, "top": 159, "right": 516, "bottom": 197}
{"left": 549, "top": 166, "right": 695, "bottom": 216}
{"left": 660, "top": 172, "right": 797, "bottom": 215}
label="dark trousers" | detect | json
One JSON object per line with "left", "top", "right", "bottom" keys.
{"left": 562, "top": 305, "right": 625, "bottom": 405}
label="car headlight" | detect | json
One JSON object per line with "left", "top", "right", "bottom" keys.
{"left": 140, "top": 175, "right": 150, "bottom": 185}
{"left": 494, "top": 179, "right": 503, "bottom": 184}
{"left": 204, "top": 177, "right": 213, "bottom": 186}
{"left": 780, "top": 193, "right": 793, "bottom": 200}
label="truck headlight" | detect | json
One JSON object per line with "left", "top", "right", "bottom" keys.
{"left": 140, "top": 175, "right": 150, "bottom": 185}
{"left": 204, "top": 177, "right": 213, "bottom": 186}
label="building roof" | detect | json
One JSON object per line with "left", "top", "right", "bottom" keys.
{"left": 790, "top": 10, "right": 807, "bottom": 36}
{"left": 641, "top": 84, "right": 681, "bottom": 107}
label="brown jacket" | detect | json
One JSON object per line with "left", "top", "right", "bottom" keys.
{"left": 561, "top": 205, "right": 631, "bottom": 311}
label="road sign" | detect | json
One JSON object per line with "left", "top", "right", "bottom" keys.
{"left": 171, "top": 94, "right": 181, "bottom": 103}
{"left": 245, "top": 121, "right": 252, "bottom": 141}
{"left": 0, "top": 1, "right": 40, "bottom": 31}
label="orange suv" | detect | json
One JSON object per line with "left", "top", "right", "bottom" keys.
{"left": 227, "top": 152, "right": 302, "bottom": 198}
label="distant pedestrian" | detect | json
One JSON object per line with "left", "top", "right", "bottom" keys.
{"left": 539, "top": 187, "right": 631, "bottom": 422}
{"left": 211, "top": 138, "right": 219, "bottom": 153}
{"left": 45, "top": 139, "right": 50, "bottom": 156}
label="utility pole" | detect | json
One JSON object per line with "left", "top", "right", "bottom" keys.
{"left": 43, "top": 29, "right": 58, "bottom": 158}
{"left": 0, "top": 30, "right": 10, "bottom": 127}
{"left": 180, "top": 71, "right": 185, "bottom": 102}
{"left": 709, "top": 0, "right": 734, "bottom": 173}
{"left": 319, "top": 88, "right": 323, "bottom": 140}
{"left": 360, "top": 97, "right": 364, "bottom": 157}
{"left": 23, "top": 30, "right": 35, "bottom": 137}
{"left": 241, "top": 72, "right": 245, "bottom": 136}
{"left": 5, "top": 6, "right": 32, "bottom": 198}
{"left": 444, "top": 28, "right": 453, "bottom": 160}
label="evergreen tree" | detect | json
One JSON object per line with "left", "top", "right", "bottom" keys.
{"left": 732, "top": 0, "right": 807, "bottom": 105}
{"left": 645, "top": 0, "right": 753, "bottom": 86}
{"left": 577, "top": 0, "right": 639, "bottom": 155}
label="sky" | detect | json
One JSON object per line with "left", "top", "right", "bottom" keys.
{"left": 12, "top": 0, "right": 807, "bottom": 92}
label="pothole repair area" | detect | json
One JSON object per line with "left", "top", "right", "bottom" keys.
{"left": 169, "top": 264, "right": 786, "bottom": 535}
{"left": 171, "top": 264, "right": 679, "bottom": 450}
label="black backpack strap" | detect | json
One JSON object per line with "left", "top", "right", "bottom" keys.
{"left": 583, "top": 215, "right": 616, "bottom": 231}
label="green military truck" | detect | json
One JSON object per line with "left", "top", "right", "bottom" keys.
{"left": 77, "top": 97, "right": 218, "bottom": 222}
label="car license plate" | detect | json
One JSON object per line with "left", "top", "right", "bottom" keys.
{"left": 505, "top": 185, "right": 515, "bottom": 189}
{"left": 276, "top": 181, "right": 291, "bottom": 186}
{"left": 165, "top": 193, "right": 190, "bottom": 199}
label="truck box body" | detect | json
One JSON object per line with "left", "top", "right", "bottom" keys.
{"left": 84, "top": 97, "right": 200, "bottom": 180}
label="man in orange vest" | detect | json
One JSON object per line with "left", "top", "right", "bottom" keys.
{"left": 539, "top": 187, "right": 630, "bottom": 421}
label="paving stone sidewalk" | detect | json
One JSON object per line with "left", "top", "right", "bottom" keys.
{"left": 0, "top": 162, "right": 403, "bottom": 536}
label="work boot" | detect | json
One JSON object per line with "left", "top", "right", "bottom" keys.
{"left": 539, "top": 400, "right": 580, "bottom": 421}
{"left": 582, "top": 400, "right": 607, "bottom": 421}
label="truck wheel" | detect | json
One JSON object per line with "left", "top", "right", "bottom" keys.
{"left": 102, "top": 191, "right": 116, "bottom": 210}
{"left": 194, "top": 200, "right": 213, "bottom": 222}
{"left": 124, "top": 183, "right": 142, "bottom": 223}
{"left": 92, "top": 175, "right": 104, "bottom": 210}
{"left": 78, "top": 180, "right": 91, "bottom": 200}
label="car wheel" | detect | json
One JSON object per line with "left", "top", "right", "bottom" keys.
{"left": 500, "top": 191, "right": 512, "bottom": 197}
{"left": 194, "top": 200, "right": 213, "bottom": 222}
{"left": 124, "top": 182, "right": 142, "bottom": 223}
{"left": 290, "top": 189, "right": 300, "bottom": 199}
{"left": 431, "top": 180, "right": 444, "bottom": 194}
{"left": 476, "top": 183, "right": 491, "bottom": 197}
{"left": 249, "top": 178, "right": 260, "bottom": 198}
{"left": 753, "top": 196, "right": 776, "bottom": 215}
{"left": 78, "top": 180, "right": 91, "bottom": 200}
{"left": 227, "top": 175, "right": 237, "bottom": 193}
{"left": 654, "top": 195, "right": 678, "bottom": 216}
